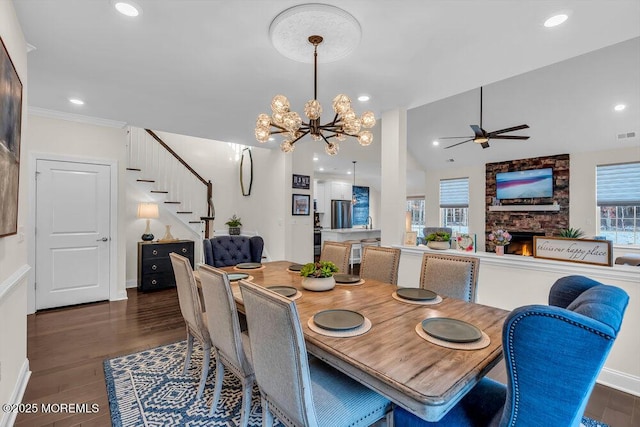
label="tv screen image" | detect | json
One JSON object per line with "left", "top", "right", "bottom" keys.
{"left": 496, "top": 168, "right": 553, "bottom": 199}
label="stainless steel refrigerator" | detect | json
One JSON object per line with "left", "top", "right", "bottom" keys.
{"left": 331, "top": 200, "right": 352, "bottom": 229}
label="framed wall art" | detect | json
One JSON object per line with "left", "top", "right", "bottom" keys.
{"left": 292, "top": 174, "right": 310, "bottom": 189}
{"left": 0, "top": 36, "right": 23, "bottom": 238}
{"left": 292, "top": 194, "right": 310, "bottom": 216}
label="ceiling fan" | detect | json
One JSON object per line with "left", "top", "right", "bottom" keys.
{"left": 440, "top": 87, "right": 530, "bottom": 149}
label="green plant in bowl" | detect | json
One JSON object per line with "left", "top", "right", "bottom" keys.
{"left": 559, "top": 227, "right": 585, "bottom": 238}
{"left": 300, "top": 261, "right": 338, "bottom": 278}
{"left": 425, "top": 231, "right": 451, "bottom": 242}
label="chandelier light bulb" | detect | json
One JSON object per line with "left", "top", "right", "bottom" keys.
{"left": 325, "top": 142, "right": 339, "bottom": 156}
{"left": 255, "top": 126, "right": 270, "bottom": 143}
{"left": 304, "top": 99, "right": 322, "bottom": 119}
{"left": 361, "top": 111, "right": 376, "bottom": 128}
{"left": 358, "top": 131, "right": 373, "bottom": 146}
{"left": 256, "top": 113, "right": 271, "bottom": 128}
{"left": 271, "top": 95, "right": 290, "bottom": 113}
{"left": 281, "top": 140, "right": 295, "bottom": 152}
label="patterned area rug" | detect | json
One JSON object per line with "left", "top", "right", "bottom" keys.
{"left": 105, "top": 341, "right": 609, "bottom": 427}
{"left": 104, "top": 340, "right": 283, "bottom": 426}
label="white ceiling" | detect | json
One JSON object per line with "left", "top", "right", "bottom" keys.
{"left": 14, "top": 0, "right": 640, "bottom": 186}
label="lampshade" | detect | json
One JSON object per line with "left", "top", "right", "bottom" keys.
{"left": 137, "top": 203, "right": 159, "bottom": 219}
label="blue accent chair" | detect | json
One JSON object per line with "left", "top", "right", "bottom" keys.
{"left": 203, "top": 235, "right": 264, "bottom": 267}
{"left": 394, "top": 275, "right": 629, "bottom": 427}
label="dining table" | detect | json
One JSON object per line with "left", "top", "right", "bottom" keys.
{"left": 197, "top": 260, "right": 509, "bottom": 422}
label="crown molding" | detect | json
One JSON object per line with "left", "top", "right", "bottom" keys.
{"left": 28, "top": 106, "right": 128, "bottom": 129}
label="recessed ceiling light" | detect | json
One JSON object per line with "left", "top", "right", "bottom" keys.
{"left": 319, "top": 167, "right": 324, "bottom": 171}
{"left": 112, "top": 0, "right": 142, "bottom": 17}
{"left": 432, "top": 140, "right": 439, "bottom": 146}
{"left": 347, "top": 171, "right": 352, "bottom": 175}
{"left": 358, "top": 95, "right": 370, "bottom": 102}
{"left": 544, "top": 13, "right": 568, "bottom": 28}
{"left": 69, "top": 98, "right": 84, "bottom": 105}
{"left": 268, "top": 137, "right": 275, "bottom": 141}
{"left": 614, "top": 104, "right": 626, "bottom": 112}
{"left": 313, "top": 156, "right": 319, "bottom": 161}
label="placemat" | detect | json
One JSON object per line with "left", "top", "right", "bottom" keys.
{"left": 307, "top": 316, "right": 372, "bottom": 337}
{"left": 287, "top": 268, "right": 303, "bottom": 274}
{"left": 233, "top": 265, "right": 266, "bottom": 272}
{"left": 335, "top": 279, "right": 365, "bottom": 286}
{"left": 228, "top": 275, "right": 254, "bottom": 283}
{"left": 414, "top": 323, "right": 490, "bottom": 350}
{"left": 392, "top": 292, "right": 442, "bottom": 305}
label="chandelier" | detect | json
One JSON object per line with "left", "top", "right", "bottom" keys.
{"left": 254, "top": 35, "right": 375, "bottom": 155}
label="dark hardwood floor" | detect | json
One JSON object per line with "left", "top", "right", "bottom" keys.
{"left": 16, "top": 287, "right": 638, "bottom": 426}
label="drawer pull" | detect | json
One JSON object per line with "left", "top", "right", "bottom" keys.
{"left": 152, "top": 265, "right": 157, "bottom": 270}
{"left": 182, "top": 248, "right": 187, "bottom": 253}
{"left": 151, "top": 279, "right": 157, "bottom": 285}
{"left": 152, "top": 250, "right": 158, "bottom": 255}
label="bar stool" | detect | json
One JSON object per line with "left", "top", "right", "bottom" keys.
{"left": 344, "top": 240, "right": 362, "bottom": 272}
{"left": 360, "top": 238, "right": 380, "bottom": 249}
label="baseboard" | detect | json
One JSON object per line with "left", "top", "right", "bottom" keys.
{"left": 0, "top": 359, "right": 31, "bottom": 427}
{"left": 126, "top": 279, "right": 138, "bottom": 289}
{"left": 598, "top": 367, "right": 640, "bottom": 397}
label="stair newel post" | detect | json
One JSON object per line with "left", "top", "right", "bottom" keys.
{"left": 205, "top": 180, "right": 213, "bottom": 239}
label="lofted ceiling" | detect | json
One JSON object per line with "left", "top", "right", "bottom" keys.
{"left": 14, "top": 0, "right": 640, "bottom": 187}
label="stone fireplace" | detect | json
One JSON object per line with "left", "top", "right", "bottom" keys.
{"left": 485, "top": 154, "right": 570, "bottom": 253}
{"left": 505, "top": 231, "right": 546, "bottom": 256}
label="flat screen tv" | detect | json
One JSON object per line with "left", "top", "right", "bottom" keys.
{"left": 496, "top": 168, "right": 553, "bottom": 199}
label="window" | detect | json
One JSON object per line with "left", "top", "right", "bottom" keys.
{"left": 406, "top": 197, "right": 425, "bottom": 238}
{"left": 440, "top": 178, "right": 469, "bottom": 234}
{"left": 597, "top": 162, "right": 640, "bottom": 245}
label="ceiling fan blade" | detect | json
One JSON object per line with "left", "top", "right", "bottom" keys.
{"left": 444, "top": 139, "right": 473, "bottom": 149}
{"left": 489, "top": 135, "right": 530, "bottom": 140}
{"left": 470, "top": 124, "right": 485, "bottom": 137}
{"left": 438, "top": 136, "right": 474, "bottom": 140}
{"left": 481, "top": 142, "right": 490, "bottom": 149}
{"left": 489, "top": 124, "right": 529, "bottom": 135}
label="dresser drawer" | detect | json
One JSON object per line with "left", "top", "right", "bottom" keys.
{"left": 141, "top": 257, "right": 173, "bottom": 274}
{"left": 141, "top": 242, "right": 193, "bottom": 259}
{"left": 140, "top": 272, "right": 176, "bottom": 291}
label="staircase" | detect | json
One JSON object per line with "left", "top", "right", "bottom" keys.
{"left": 127, "top": 127, "right": 214, "bottom": 263}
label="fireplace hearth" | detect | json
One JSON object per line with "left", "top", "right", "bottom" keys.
{"left": 506, "top": 232, "right": 546, "bottom": 256}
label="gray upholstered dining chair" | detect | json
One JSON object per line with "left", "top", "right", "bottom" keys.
{"left": 359, "top": 245, "right": 401, "bottom": 285}
{"left": 320, "top": 240, "right": 352, "bottom": 273}
{"left": 198, "top": 265, "right": 255, "bottom": 426}
{"left": 169, "top": 253, "right": 212, "bottom": 399}
{"left": 239, "top": 280, "right": 391, "bottom": 427}
{"left": 419, "top": 253, "right": 479, "bottom": 302}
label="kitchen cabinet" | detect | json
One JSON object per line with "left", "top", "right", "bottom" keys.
{"left": 314, "top": 181, "right": 326, "bottom": 213}
{"left": 330, "top": 181, "right": 352, "bottom": 200}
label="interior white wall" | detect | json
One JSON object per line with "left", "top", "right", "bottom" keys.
{"left": 0, "top": 1, "right": 29, "bottom": 421}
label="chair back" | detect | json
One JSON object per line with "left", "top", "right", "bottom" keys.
{"left": 203, "top": 235, "right": 264, "bottom": 267}
{"left": 198, "top": 265, "right": 253, "bottom": 375}
{"left": 360, "top": 246, "right": 401, "bottom": 285}
{"left": 498, "top": 275, "right": 629, "bottom": 426}
{"left": 320, "top": 240, "right": 351, "bottom": 273}
{"left": 419, "top": 253, "right": 479, "bottom": 301}
{"left": 169, "top": 253, "right": 209, "bottom": 343}
{"left": 239, "top": 280, "right": 318, "bottom": 426}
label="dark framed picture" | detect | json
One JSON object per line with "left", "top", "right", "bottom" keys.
{"left": 0, "top": 37, "right": 23, "bottom": 238}
{"left": 292, "top": 194, "right": 310, "bottom": 216}
{"left": 292, "top": 174, "right": 310, "bottom": 189}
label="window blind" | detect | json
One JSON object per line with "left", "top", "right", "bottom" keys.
{"left": 596, "top": 162, "right": 640, "bottom": 206}
{"left": 440, "top": 178, "right": 469, "bottom": 208}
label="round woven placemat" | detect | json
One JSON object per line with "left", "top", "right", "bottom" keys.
{"left": 392, "top": 292, "right": 443, "bottom": 305}
{"left": 335, "top": 279, "right": 365, "bottom": 286}
{"left": 414, "top": 323, "right": 490, "bottom": 350}
{"left": 307, "top": 316, "right": 372, "bottom": 337}
{"left": 228, "top": 275, "right": 254, "bottom": 283}
{"left": 233, "top": 265, "right": 266, "bottom": 272}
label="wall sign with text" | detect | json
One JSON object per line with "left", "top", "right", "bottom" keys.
{"left": 533, "top": 236, "right": 612, "bottom": 266}
{"left": 292, "top": 174, "right": 310, "bottom": 189}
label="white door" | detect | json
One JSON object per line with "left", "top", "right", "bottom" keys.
{"left": 35, "top": 159, "right": 111, "bottom": 309}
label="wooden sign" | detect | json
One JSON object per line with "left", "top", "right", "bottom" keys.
{"left": 533, "top": 236, "right": 613, "bottom": 266}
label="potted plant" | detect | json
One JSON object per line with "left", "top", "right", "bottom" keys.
{"left": 425, "top": 231, "right": 451, "bottom": 250}
{"left": 225, "top": 214, "right": 242, "bottom": 235}
{"left": 299, "top": 261, "right": 338, "bottom": 291}
{"left": 559, "top": 227, "right": 585, "bottom": 238}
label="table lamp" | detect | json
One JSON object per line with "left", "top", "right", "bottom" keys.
{"left": 137, "top": 202, "right": 159, "bottom": 241}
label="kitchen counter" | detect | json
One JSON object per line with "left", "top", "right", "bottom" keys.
{"left": 321, "top": 228, "right": 381, "bottom": 244}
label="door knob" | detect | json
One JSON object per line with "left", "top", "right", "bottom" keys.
{"left": 96, "top": 237, "right": 108, "bottom": 242}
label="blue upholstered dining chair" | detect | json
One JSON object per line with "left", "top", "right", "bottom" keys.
{"left": 203, "top": 235, "right": 264, "bottom": 267}
{"left": 169, "top": 253, "right": 212, "bottom": 399}
{"left": 393, "top": 275, "right": 629, "bottom": 427}
{"left": 239, "top": 280, "right": 391, "bottom": 427}
{"left": 198, "top": 265, "right": 255, "bottom": 427}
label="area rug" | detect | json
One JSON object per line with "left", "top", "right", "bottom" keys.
{"left": 105, "top": 340, "right": 608, "bottom": 427}
{"left": 104, "top": 340, "right": 283, "bottom": 426}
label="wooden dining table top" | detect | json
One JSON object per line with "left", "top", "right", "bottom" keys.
{"left": 202, "top": 260, "right": 509, "bottom": 422}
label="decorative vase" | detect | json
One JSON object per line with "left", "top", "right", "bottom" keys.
{"left": 160, "top": 225, "right": 176, "bottom": 242}
{"left": 229, "top": 226, "right": 241, "bottom": 235}
{"left": 495, "top": 245, "right": 505, "bottom": 256}
{"left": 427, "top": 241, "right": 450, "bottom": 250}
{"left": 301, "top": 276, "right": 336, "bottom": 292}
